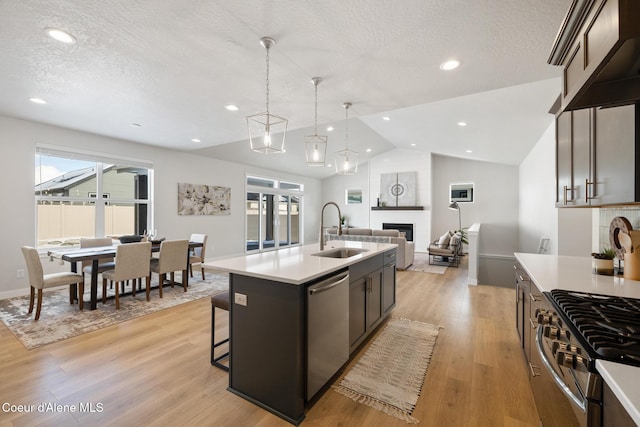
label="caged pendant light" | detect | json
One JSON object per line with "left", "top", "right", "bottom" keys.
{"left": 335, "top": 102, "right": 358, "bottom": 175}
{"left": 246, "top": 37, "right": 288, "bottom": 154}
{"left": 304, "top": 77, "right": 328, "bottom": 166}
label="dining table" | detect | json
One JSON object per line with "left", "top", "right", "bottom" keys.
{"left": 47, "top": 240, "right": 203, "bottom": 310}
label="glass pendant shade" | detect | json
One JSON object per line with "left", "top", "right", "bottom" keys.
{"left": 304, "top": 77, "right": 327, "bottom": 166}
{"left": 247, "top": 37, "right": 287, "bottom": 154}
{"left": 335, "top": 102, "right": 358, "bottom": 175}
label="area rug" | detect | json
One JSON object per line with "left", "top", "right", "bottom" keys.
{"left": 333, "top": 318, "right": 440, "bottom": 424}
{"left": 0, "top": 272, "right": 228, "bottom": 350}
{"left": 406, "top": 253, "right": 448, "bottom": 274}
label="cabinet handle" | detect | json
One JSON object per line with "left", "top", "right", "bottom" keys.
{"left": 563, "top": 185, "right": 576, "bottom": 204}
{"left": 529, "top": 292, "right": 539, "bottom": 303}
{"left": 585, "top": 178, "right": 595, "bottom": 203}
{"left": 529, "top": 318, "right": 537, "bottom": 329}
{"left": 529, "top": 362, "right": 541, "bottom": 377}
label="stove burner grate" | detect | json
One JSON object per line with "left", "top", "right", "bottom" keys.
{"left": 549, "top": 290, "right": 640, "bottom": 367}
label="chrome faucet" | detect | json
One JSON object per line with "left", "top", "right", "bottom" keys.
{"left": 320, "top": 202, "right": 342, "bottom": 250}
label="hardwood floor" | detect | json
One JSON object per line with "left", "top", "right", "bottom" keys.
{"left": 0, "top": 260, "right": 539, "bottom": 426}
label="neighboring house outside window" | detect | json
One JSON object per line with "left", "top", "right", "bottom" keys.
{"left": 35, "top": 146, "right": 153, "bottom": 249}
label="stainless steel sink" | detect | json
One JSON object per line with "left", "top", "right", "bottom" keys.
{"left": 311, "top": 248, "right": 369, "bottom": 258}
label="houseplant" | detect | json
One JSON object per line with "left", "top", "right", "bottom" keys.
{"left": 591, "top": 247, "right": 617, "bottom": 275}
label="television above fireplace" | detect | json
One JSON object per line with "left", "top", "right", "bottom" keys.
{"left": 382, "top": 223, "right": 414, "bottom": 242}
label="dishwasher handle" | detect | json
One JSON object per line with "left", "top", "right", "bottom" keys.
{"left": 308, "top": 272, "right": 349, "bottom": 295}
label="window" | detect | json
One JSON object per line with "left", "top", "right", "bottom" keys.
{"left": 35, "top": 146, "right": 153, "bottom": 249}
{"left": 246, "top": 176, "right": 302, "bottom": 252}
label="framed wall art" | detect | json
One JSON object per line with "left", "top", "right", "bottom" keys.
{"left": 178, "top": 182, "right": 230, "bottom": 215}
{"left": 346, "top": 189, "right": 363, "bottom": 204}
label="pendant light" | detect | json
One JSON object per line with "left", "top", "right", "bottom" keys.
{"left": 335, "top": 102, "right": 358, "bottom": 175}
{"left": 246, "top": 37, "right": 288, "bottom": 154}
{"left": 304, "top": 77, "right": 328, "bottom": 166}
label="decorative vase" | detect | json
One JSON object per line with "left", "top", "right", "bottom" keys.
{"left": 592, "top": 258, "right": 614, "bottom": 276}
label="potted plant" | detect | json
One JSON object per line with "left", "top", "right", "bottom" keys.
{"left": 591, "top": 247, "right": 617, "bottom": 275}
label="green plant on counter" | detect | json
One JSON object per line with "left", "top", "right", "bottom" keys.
{"left": 591, "top": 247, "right": 617, "bottom": 260}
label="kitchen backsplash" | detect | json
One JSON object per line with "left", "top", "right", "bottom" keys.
{"left": 598, "top": 207, "right": 640, "bottom": 251}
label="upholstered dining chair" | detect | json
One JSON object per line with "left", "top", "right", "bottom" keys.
{"left": 101, "top": 242, "right": 152, "bottom": 309}
{"left": 188, "top": 234, "right": 208, "bottom": 280}
{"left": 150, "top": 239, "right": 190, "bottom": 298}
{"left": 80, "top": 237, "right": 116, "bottom": 296}
{"left": 21, "top": 246, "right": 85, "bottom": 320}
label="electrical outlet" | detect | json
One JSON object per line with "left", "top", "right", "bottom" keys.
{"left": 16, "top": 269, "right": 25, "bottom": 279}
{"left": 234, "top": 292, "right": 247, "bottom": 307}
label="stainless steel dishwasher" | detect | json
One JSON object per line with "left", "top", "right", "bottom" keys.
{"left": 306, "top": 270, "right": 350, "bottom": 401}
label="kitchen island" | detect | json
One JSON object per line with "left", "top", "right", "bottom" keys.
{"left": 204, "top": 240, "right": 398, "bottom": 425}
{"left": 514, "top": 253, "right": 640, "bottom": 426}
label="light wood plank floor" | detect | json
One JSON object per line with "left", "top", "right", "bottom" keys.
{"left": 0, "top": 259, "right": 539, "bottom": 426}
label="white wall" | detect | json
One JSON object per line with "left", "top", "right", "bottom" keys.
{"left": 519, "top": 122, "right": 558, "bottom": 254}
{"left": 369, "top": 149, "right": 432, "bottom": 252}
{"left": 321, "top": 163, "right": 371, "bottom": 229}
{"left": 0, "top": 115, "right": 322, "bottom": 296}
{"left": 518, "top": 120, "right": 592, "bottom": 257}
{"left": 431, "top": 154, "right": 519, "bottom": 286}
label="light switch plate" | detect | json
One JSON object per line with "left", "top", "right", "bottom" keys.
{"left": 234, "top": 292, "right": 247, "bottom": 306}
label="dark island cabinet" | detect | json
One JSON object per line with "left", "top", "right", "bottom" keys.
{"left": 556, "top": 103, "right": 638, "bottom": 207}
{"left": 349, "top": 248, "right": 396, "bottom": 353}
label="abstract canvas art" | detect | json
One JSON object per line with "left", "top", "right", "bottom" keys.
{"left": 178, "top": 183, "right": 230, "bottom": 215}
{"left": 380, "top": 172, "right": 417, "bottom": 206}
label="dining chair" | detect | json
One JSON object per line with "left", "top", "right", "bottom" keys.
{"left": 21, "top": 246, "right": 85, "bottom": 320}
{"left": 80, "top": 237, "right": 116, "bottom": 296}
{"left": 188, "top": 234, "right": 208, "bottom": 280}
{"left": 101, "top": 242, "right": 152, "bottom": 309}
{"left": 150, "top": 239, "right": 190, "bottom": 297}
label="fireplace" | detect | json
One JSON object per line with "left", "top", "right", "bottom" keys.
{"left": 382, "top": 223, "right": 414, "bottom": 241}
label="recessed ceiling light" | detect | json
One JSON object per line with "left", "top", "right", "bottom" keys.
{"left": 457, "top": 121, "right": 467, "bottom": 127}
{"left": 410, "top": 143, "right": 416, "bottom": 147}
{"left": 382, "top": 116, "right": 390, "bottom": 121}
{"left": 29, "top": 97, "right": 47, "bottom": 104}
{"left": 466, "top": 149, "right": 473, "bottom": 153}
{"left": 45, "top": 28, "right": 76, "bottom": 44}
{"left": 326, "top": 163, "right": 332, "bottom": 168}
{"left": 130, "top": 123, "right": 142, "bottom": 128}
{"left": 366, "top": 148, "right": 372, "bottom": 153}
{"left": 440, "top": 59, "right": 461, "bottom": 71}
{"left": 327, "top": 126, "right": 334, "bottom": 132}
{"left": 225, "top": 104, "right": 239, "bottom": 111}
{"left": 192, "top": 138, "right": 201, "bottom": 143}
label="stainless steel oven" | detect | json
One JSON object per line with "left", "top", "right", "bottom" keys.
{"left": 529, "top": 289, "right": 640, "bottom": 427}
{"left": 529, "top": 291, "right": 600, "bottom": 427}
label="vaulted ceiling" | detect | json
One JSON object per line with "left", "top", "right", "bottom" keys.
{"left": 0, "top": 0, "right": 571, "bottom": 178}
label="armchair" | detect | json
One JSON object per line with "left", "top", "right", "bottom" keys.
{"left": 428, "top": 231, "right": 462, "bottom": 267}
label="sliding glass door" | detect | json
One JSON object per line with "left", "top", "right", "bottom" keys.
{"left": 246, "top": 177, "right": 302, "bottom": 252}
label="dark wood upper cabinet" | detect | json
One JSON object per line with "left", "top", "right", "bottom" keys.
{"left": 556, "top": 104, "right": 638, "bottom": 207}
{"left": 593, "top": 104, "right": 637, "bottom": 205}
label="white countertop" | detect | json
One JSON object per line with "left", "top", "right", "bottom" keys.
{"left": 597, "top": 360, "right": 640, "bottom": 425}
{"left": 203, "top": 241, "right": 397, "bottom": 285}
{"left": 514, "top": 253, "right": 640, "bottom": 424}
{"left": 514, "top": 253, "right": 640, "bottom": 298}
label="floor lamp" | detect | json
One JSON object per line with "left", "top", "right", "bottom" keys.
{"left": 449, "top": 201, "right": 461, "bottom": 232}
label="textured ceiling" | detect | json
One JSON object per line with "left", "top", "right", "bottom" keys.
{"left": 0, "top": 0, "right": 571, "bottom": 178}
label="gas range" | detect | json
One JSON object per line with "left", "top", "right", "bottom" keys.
{"left": 547, "top": 290, "right": 640, "bottom": 368}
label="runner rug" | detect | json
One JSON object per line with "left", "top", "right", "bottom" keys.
{"left": 333, "top": 318, "right": 441, "bottom": 424}
{"left": 0, "top": 271, "right": 228, "bottom": 350}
